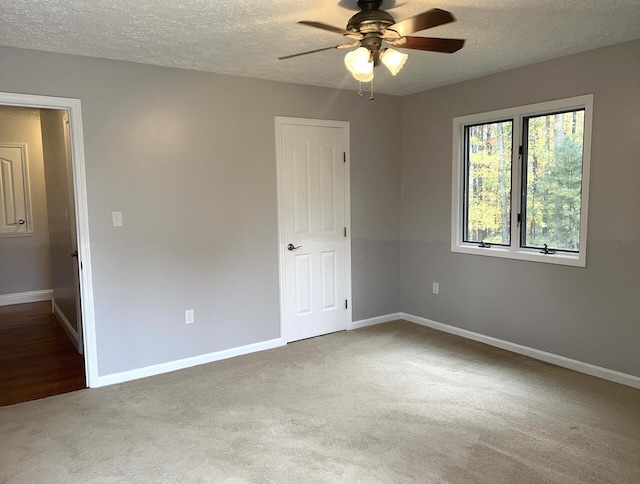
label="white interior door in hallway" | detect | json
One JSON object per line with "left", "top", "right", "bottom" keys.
{"left": 276, "top": 118, "right": 351, "bottom": 343}
{"left": 63, "top": 111, "right": 83, "bottom": 354}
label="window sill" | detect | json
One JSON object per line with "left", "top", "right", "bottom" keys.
{"left": 451, "top": 244, "right": 585, "bottom": 267}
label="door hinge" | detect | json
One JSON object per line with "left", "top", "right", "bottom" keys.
{"left": 518, "top": 145, "right": 523, "bottom": 156}
{"left": 344, "top": 227, "right": 347, "bottom": 237}
{"left": 80, "top": 261, "right": 83, "bottom": 270}
{"left": 343, "top": 152, "right": 346, "bottom": 163}
{"left": 517, "top": 213, "right": 522, "bottom": 226}
{"left": 345, "top": 299, "right": 348, "bottom": 309}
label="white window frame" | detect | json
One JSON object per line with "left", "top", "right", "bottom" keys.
{"left": 451, "top": 95, "right": 593, "bottom": 267}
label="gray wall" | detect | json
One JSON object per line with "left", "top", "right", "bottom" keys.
{"left": 0, "top": 46, "right": 401, "bottom": 376}
{"left": 3, "top": 40, "right": 634, "bottom": 380}
{"left": 41, "top": 109, "right": 79, "bottom": 333}
{"left": 401, "top": 40, "right": 640, "bottom": 376}
{"left": 0, "top": 106, "right": 51, "bottom": 295}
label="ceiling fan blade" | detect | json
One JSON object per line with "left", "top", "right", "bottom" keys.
{"left": 298, "top": 20, "right": 353, "bottom": 36}
{"left": 278, "top": 44, "right": 351, "bottom": 60}
{"left": 396, "top": 37, "right": 465, "bottom": 53}
{"left": 388, "top": 8, "right": 455, "bottom": 37}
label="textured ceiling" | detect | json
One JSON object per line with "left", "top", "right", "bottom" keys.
{"left": 0, "top": 0, "right": 638, "bottom": 96}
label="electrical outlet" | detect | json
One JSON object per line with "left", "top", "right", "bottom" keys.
{"left": 432, "top": 282, "right": 439, "bottom": 295}
{"left": 185, "top": 309, "right": 194, "bottom": 324}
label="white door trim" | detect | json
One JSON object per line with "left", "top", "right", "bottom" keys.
{"left": 274, "top": 117, "right": 352, "bottom": 343}
{"left": 0, "top": 91, "right": 98, "bottom": 388}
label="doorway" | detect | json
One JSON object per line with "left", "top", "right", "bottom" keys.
{"left": 0, "top": 92, "right": 96, "bottom": 397}
{"left": 275, "top": 117, "right": 352, "bottom": 343}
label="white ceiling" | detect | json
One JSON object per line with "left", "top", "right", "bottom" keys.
{"left": 0, "top": 0, "right": 638, "bottom": 96}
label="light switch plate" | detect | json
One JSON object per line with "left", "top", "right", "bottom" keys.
{"left": 112, "top": 211, "right": 123, "bottom": 227}
{"left": 185, "top": 309, "right": 194, "bottom": 325}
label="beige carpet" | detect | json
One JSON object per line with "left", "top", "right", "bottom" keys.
{"left": 1, "top": 321, "right": 639, "bottom": 483}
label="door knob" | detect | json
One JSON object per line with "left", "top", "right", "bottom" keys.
{"left": 287, "top": 243, "right": 302, "bottom": 251}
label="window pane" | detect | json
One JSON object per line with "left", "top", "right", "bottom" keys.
{"left": 522, "top": 110, "right": 584, "bottom": 251}
{"left": 464, "top": 120, "right": 513, "bottom": 245}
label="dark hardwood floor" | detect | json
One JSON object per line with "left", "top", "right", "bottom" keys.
{"left": 0, "top": 301, "right": 86, "bottom": 406}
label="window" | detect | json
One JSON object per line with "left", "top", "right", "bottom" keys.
{"left": 463, "top": 120, "right": 513, "bottom": 247}
{"left": 0, "top": 143, "right": 32, "bottom": 236}
{"left": 452, "top": 95, "right": 592, "bottom": 267}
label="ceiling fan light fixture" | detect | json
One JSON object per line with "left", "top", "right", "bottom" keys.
{"left": 281, "top": 5, "right": 465, "bottom": 99}
{"left": 352, "top": 67, "right": 374, "bottom": 82}
{"left": 344, "top": 47, "right": 374, "bottom": 82}
{"left": 381, "top": 48, "right": 408, "bottom": 76}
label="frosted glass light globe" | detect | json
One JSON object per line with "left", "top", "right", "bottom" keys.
{"left": 344, "top": 47, "right": 374, "bottom": 82}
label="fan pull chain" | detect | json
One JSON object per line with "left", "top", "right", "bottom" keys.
{"left": 357, "top": 81, "right": 363, "bottom": 97}
{"left": 369, "top": 77, "right": 375, "bottom": 102}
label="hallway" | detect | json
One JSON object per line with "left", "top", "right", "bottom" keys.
{"left": 0, "top": 301, "right": 85, "bottom": 406}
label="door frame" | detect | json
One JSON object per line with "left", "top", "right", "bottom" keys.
{"left": 62, "top": 110, "right": 84, "bottom": 355}
{"left": 0, "top": 91, "right": 98, "bottom": 388}
{"left": 274, "top": 116, "right": 352, "bottom": 343}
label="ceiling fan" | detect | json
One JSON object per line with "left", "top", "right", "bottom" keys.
{"left": 279, "top": 0, "right": 465, "bottom": 92}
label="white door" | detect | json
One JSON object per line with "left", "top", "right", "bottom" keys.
{"left": 63, "top": 112, "right": 83, "bottom": 354}
{"left": 0, "top": 143, "right": 30, "bottom": 235}
{"left": 277, "top": 119, "right": 350, "bottom": 342}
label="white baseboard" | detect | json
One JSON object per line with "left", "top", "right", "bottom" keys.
{"left": 91, "top": 311, "right": 638, "bottom": 390}
{"left": 0, "top": 289, "right": 52, "bottom": 307}
{"left": 401, "top": 312, "right": 640, "bottom": 390}
{"left": 52, "top": 300, "right": 79, "bottom": 351}
{"left": 94, "top": 337, "right": 285, "bottom": 388}
{"left": 350, "top": 312, "right": 402, "bottom": 330}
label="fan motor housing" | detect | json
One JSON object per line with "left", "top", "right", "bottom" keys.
{"left": 347, "top": 9, "right": 395, "bottom": 34}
